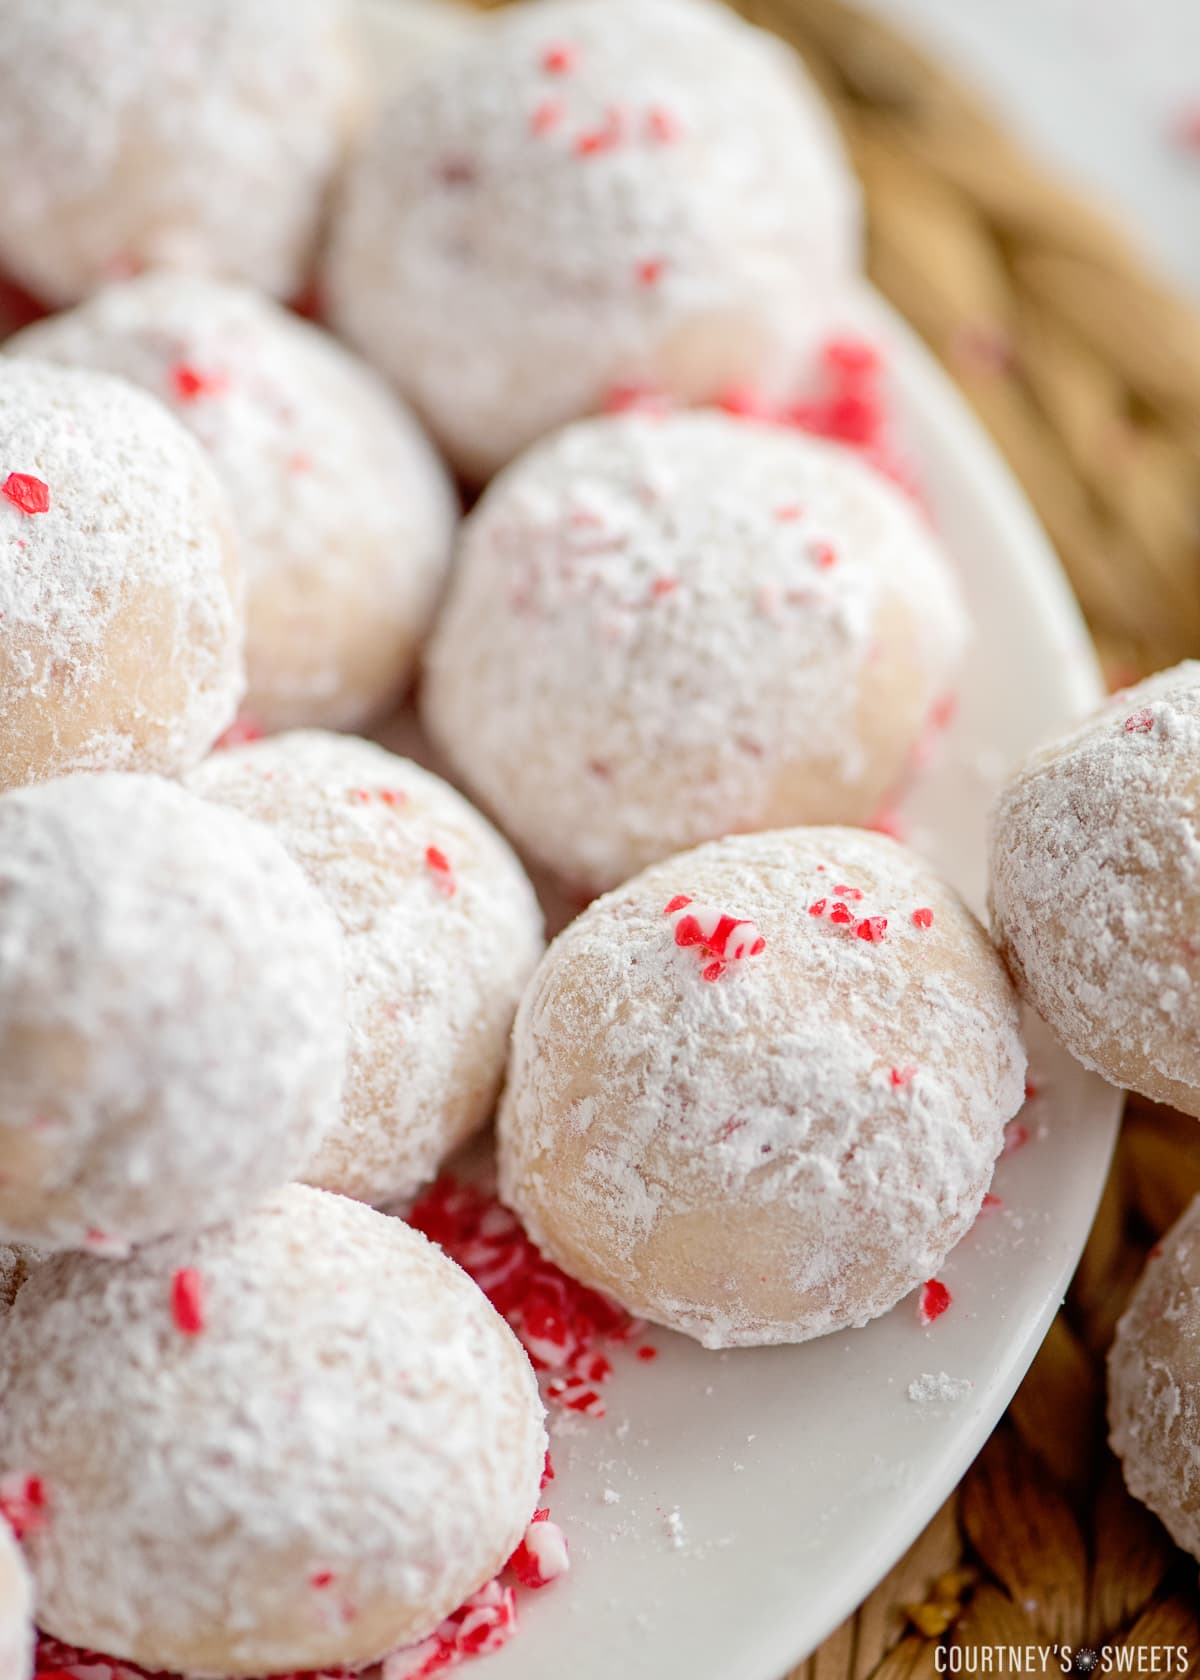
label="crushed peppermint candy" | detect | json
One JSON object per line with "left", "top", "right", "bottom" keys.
{"left": 408, "top": 1177, "right": 642, "bottom": 1417}
{"left": 918, "top": 1279, "right": 952, "bottom": 1326}
{"left": 506, "top": 1509, "right": 570, "bottom": 1588}
{"left": 170, "top": 1268, "right": 207, "bottom": 1336}
{"left": 856, "top": 916, "right": 888, "bottom": 943}
{"left": 424, "top": 844, "right": 456, "bottom": 896}
{"left": 1123, "top": 707, "right": 1155, "bottom": 734}
{"left": 170, "top": 363, "right": 227, "bottom": 402}
{"left": 663, "top": 896, "right": 766, "bottom": 982}
{"left": 912, "top": 907, "right": 934, "bottom": 929}
{"left": 1, "top": 471, "right": 50, "bottom": 515}
{"left": 0, "top": 1471, "right": 47, "bottom": 1539}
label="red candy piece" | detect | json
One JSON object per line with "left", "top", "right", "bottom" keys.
{"left": 822, "top": 337, "right": 881, "bottom": 382}
{"left": 1, "top": 472, "right": 49, "bottom": 515}
{"left": 889, "top": 1065, "right": 916, "bottom": 1088}
{"left": 828, "top": 902, "right": 853, "bottom": 925}
{"left": 856, "top": 917, "right": 888, "bottom": 943}
{"left": 540, "top": 1450, "right": 555, "bottom": 1488}
{"left": 170, "top": 1268, "right": 206, "bottom": 1336}
{"left": 575, "top": 107, "right": 624, "bottom": 157}
{"left": 980, "top": 1193, "right": 1003, "bottom": 1212}
{"left": 507, "top": 1509, "right": 569, "bottom": 1589}
{"left": 810, "top": 541, "right": 837, "bottom": 570}
{"left": 663, "top": 894, "right": 692, "bottom": 915}
{"left": 310, "top": 1570, "right": 335, "bottom": 1589}
{"left": 425, "top": 845, "right": 456, "bottom": 896}
{"left": 918, "top": 1279, "right": 951, "bottom": 1326}
{"left": 808, "top": 898, "right": 827, "bottom": 917}
{"left": 170, "top": 363, "right": 225, "bottom": 402}
{"left": 541, "top": 42, "right": 576, "bottom": 74}
{"left": 645, "top": 105, "right": 680, "bottom": 143}
{"left": 1002, "top": 1120, "right": 1030, "bottom": 1157}
{"left": 832, "top": 885, "right": 862, "bottom": 901}
{"left": 530, "top": 99, "right": 563, "bottom": 136}
{"left": 636, "top": 257, "right": 666, "bottom": 288}
{"left": 911, "top": 907, "right": 934, "bottom": 929}
{"left": 637, "top": 1344, "right": 658, "bottom": 1361}
{"left": 0, "top": 1472, "right": 47, "bottom": 1540}
{"left": 1124, "top": 708, "right": 1154, "bottom": 734}
{"left": 650, "top": 575, "right": 677, "bottom": 597}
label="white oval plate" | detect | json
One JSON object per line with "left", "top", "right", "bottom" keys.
{"left": 420, "top": 284, "right": 1123, "bottom": 1680}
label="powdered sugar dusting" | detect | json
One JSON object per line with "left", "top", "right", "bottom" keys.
{"left": 188, "top": 732, "right": 544, "bottom": 1206}
{"left": 325, "top": 0, "right": 860, "bottom": 478}
{"left": 13, "top": 275, "right": 457, "bottom": 734}
{"left": 0, "top": 1186, "right": 546, "bottom": 1676}
{"left": 424, "top": 411, "right": 969, "bottom": 894}
{"left": 0, "top": 773, "right": 346, "bottom": 1251}
{"left": 1109, "top": 1195, "right": 1200, "bottom": 1561}
{"left": 0, "top": 359, "right": 243, "bottom": 788}
{"left": 499, "top": 826, "right": 1025, "bottom": 1348}
{"left": 990, "top": 661, "right": 1200, "bottom": 1113}
{"left": 0, "top": 0, "right": 356, "bottom": 305}
{"left": 907, "top": 1371, "right": 972, "bottom": 1405}
{"left": 0, "top": 1519, "right": 32, "bottom": 1680}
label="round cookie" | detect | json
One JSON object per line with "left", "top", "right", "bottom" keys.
{"left": 990, "top": 661, "right": 1200, "bottom": 1117}
{"left": 0, "top": 1185, "right": 546, "bottom": 1676}
{"left": 423, "top": 411, "right": 969, "bottom": 895}
{"left": 0, "top": 1522, "right": 32, "bottom": 1680}
{"left": 0, "top": 772, "right": 346, "bottom": 1252}
{"left": 0, "top": 0, "right": 358, "bottom": 307}
{"left": 1109, "top": 1195, "right": 1200, "bottom": 1559}
{"left": 499, "top": 827, "right": 1026, "bottom": 1347}
{"left": 0, "top": 358, "right": 242, "bottom": 791}
{"left": 188, "top": 732, "right": 544, "bottom": 1205}
{"left": 13, "top": 275, "right": 458, "bottom": 733}
{"left": 325, "top": 0, "right": 860, "bottom": 480}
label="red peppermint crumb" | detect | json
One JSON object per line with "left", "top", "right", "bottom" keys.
{"left": 425, "top": 845, "right": 456, "bottom": 896}
{"left": 829, "top": 901, "right": 854, "bottom": 925}
{"left": 540, "top": 1451, "right": 555, "bottom": 1488}
{"left": 774, "top": 503, "right": 803, "bottom": 522}
{"left": 530, "top": 99, "right": 563, "bottom": 136}
{"left": 214, "top": 716, "right": 264, "bottom": 750}
{"left": 637, "top": 1344, "right": 658, "bottom": 1361}
{"left": 808, "top": 898, "right": 828, "bottom": 917}
{"left": 170, "top": 1268, "right": 206, "bottom": 1336}
{"left": 507, "top": 1510, "right": 569, "bottom": 1589}
{"left": 717, "top": 385, "right": 777, "bottom": 420}
{"left": 663, "top": 894, "right": 692, "bottom": 915}
{"left": 1124, "top": 708, "right": 1154, "bottom": 734}
{"left": 1002, "top": 1120, "right": 1030, "bottom": 1157}
{"left": 170, "top": 363, "right": 226, "bottom": 402}
{"left": 1024, "top": 1077, "right": 1040, "bottom": 1102}
{"left": 575, "top": 107, "right": 624, "bottom": 156}
{"left": 645, "top": 105, "right": 680, "bottom": 143}
{"left": 856, "top": 916, "right": 888, "bottom": 943}
{"left": 541, "top": 42, "right": 576, "bottom": 74}
{"left": 310, "top": 1570, "right": 335, "bottom": 1589}
{"left": 980, "top": 1193, "right": 1003, "bottom": 1212}
{"left": 0, "top": 1473, "right": 47, "bottom": 1540}
{"left": 651, "top": 575, "right": 678, "bottom": 598}
{"left": 833, "top": 885, "right": 862, "bottom": 901}
{"left": 1, "top": 472, "right": 49, "bottom": 515}
{"left": 918, "top": 1279, "right": 952, "bottom": 1326}
{"left": 911, "top": 907, "right": 934, "bottom": 929}
{"left": 810, "top": 540, "right": 837, "bottom": 570}
{"left": 890, "top": 1065, "right": 917, "bottom": 1088}
{"left": 387, "top": 1579, "right": 519, "bottom": 1678}
{"left": 408, "top": 1178, "right": 641, "bottom": 1418}
{"left": 636, "top": 257, "right": 666, "bottom": 287}
{"left": 822, "top": 337, "right": 881, "bottom": 382}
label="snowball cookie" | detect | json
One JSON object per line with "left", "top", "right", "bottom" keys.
{"left": 189, "top": 732, "right": 544, "bottom": 1205}
{"left": 0, "top": 1522, "right": 32, "bottom": 1680}
{"left": 14, "top": 275, "right": 458, "bottom": 734}
{"left": 0, "top": 359, "right": 242, "bottom": 791}
{"left": 0, "top": 773, "right": 346, "bottom": 1253}
{"left": 0, "top": 1185, "right": 546, "bottom": 1676}
{"left": 499, "top": 827, "right": 1026, "bottom": 1347}
{"left": 1108, "top": 1195, "right": 1200, "bottom": 1559}
{"left": 990, "top": 662, "right": 1200, "bottom": 1118}
{"left": 0, "top": 0, "right": 358, "bottom": 308}
{"left": 423, "top": 412, "right": 969, "bottom": 895}
{"left": 325, "top": 0, "right": 860, "bottom": 480}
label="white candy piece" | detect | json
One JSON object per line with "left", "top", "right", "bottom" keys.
{"left": 14, "top": 275, "right": 458, "bottom": 734}
{"left": 0, "top": 773, "right": 346, "bottom": 1252}
{"left": 325, "top": 0, "right": 860, "bottom": 479}
{"left": 0, "top": 0, "right": 358, "bottom": 306}
{"left": 0, "top": 1186, "right": 546, "bottom": 1677}
{"left": 424, "top": 411, "right": 969, "bottom": 894}
{"left": 0, "top": 359, "right": 243, "bottom": 792}
{"left": 990, "top": 661, "right": 1200, "bottom": 1117}
{"left": 189, "top": 732, "right": 544, "bottom": 1206}
{"left": 500, "top": 827, "right": 1026, "bottom": 1348}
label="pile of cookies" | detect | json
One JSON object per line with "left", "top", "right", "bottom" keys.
{"left": 0, "top": 0, "right": 1189, "bottom": 1675}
